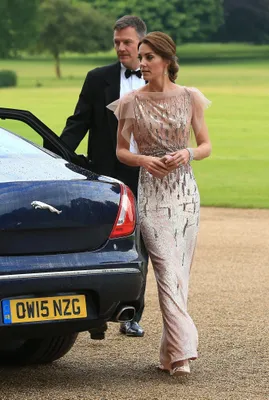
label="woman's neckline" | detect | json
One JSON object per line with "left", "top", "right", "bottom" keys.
{"left": 135, "top": 85, "right": 185, "bottom": 95}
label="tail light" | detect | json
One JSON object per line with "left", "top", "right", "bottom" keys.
{"left": 109, "top": 184, "right": 136, "bottom": 238}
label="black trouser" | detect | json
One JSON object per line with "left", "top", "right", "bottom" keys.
{"left": 117, "top": 165, "right": 149, "bottom": 323}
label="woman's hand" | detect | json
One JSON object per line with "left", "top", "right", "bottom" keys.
{"left": 161, "top": 149, "right": 190, "bottom": 171}
{"left": 141, "top": 156, "right": 170, "bottom": 179}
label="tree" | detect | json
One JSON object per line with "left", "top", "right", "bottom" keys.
{"left": 83, "top": 0, "right": 224, "bottom": 43}
{"left": 221, "top": 0, "right": 269, "bottom": 43}
{"left": 0, "top": 0, "right": 39, "bottom": 58}
{"left": 37, "top": 0, "right": 113, "bottom": 78}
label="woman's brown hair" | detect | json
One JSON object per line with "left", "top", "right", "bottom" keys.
{"left": 139, "top": 31, "right": 179, "bottom": 82}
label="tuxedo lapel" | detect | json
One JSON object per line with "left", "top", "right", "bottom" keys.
{"left": 105, "top": 62, "right": 121, "bottom": 149}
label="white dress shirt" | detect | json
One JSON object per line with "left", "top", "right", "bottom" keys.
{"left": 120, "top": 64, "right": 145, "bottom": 153}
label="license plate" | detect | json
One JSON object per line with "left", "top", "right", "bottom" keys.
{"left": 2, "top": 295, "right": 87, "bottom": 324}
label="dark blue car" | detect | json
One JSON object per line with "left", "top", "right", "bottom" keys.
{"left": 0, "top": 108, "right": 145, "bottom": 365}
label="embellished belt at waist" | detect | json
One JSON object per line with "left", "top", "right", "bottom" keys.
{"left": 141, "top": 147, "right": 185, "bottom": 158}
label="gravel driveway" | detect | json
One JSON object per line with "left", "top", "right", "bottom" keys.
{"left": 0, "top": 207, "right": 268, "bottom": 400}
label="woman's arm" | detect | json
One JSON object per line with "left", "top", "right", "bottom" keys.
{"left": 162, "top": 99, "right": 212, "bottom": 169}
{"left": 191, "top": 119, "right": 212, "bottom": 160}
{"left": 162, "top": 120, "right": 211, "bottom": 169}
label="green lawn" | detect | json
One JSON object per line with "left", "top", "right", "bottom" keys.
{"left": 1, "top": 44, "right": 269, "bottom": 208}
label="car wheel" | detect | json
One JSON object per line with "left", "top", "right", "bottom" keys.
{"left": 0, "top": 333, "right": 78, "bottom": 365}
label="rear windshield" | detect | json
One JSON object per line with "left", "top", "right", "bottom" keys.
{"left": 0, "top": 127, "right": 55, "bottom": 158}
{"left": 0, "top": 127, "right": 86, "bottom": 182}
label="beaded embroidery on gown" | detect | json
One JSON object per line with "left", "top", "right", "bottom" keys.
{"left": 108, "top": 86, "right": 210, "bottom": 370}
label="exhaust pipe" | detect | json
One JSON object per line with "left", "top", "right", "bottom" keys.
{"left": 115, "top": 306, "right": 136, "bottom": 322}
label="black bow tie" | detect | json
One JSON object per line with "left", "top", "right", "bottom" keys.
{"left": 125, "top": 69, "right": 142, "bottom": 79}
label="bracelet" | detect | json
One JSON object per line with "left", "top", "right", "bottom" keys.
{"left": 186, "top": 147, "right": 194, "bottom": 162}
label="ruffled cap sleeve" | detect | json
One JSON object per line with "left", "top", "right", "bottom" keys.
{"left": 107, "top": 92, "right": 135, "bottom": 143}
{"left": 189, "top": 87, "right": 211, "bottom": 134}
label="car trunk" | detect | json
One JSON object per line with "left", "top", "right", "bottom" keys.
{"left": 0, "top": 180, "right": 120, "bottom": 255}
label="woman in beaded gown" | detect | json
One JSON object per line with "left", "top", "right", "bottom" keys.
{"left": 108, "top": 32, "right": 211, "bottom": 376}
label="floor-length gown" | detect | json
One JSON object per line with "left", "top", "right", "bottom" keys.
{"left": 110, "top": 85, "right": 210, "bottom": 370}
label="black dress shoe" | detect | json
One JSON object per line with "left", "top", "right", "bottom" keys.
{"left": 119, "top": 321, "right": 144, "bottom": 337}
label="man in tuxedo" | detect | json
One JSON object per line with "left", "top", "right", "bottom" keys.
{"left": 60, "top": 15, "right": 148, "bottom": 337}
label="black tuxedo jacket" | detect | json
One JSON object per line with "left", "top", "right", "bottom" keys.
{"left": 61, "top": 62, "right": 139, "bottom": 196}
